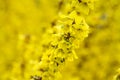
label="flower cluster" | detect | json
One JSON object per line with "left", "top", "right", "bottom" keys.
{"left": 31, "top": 0, "right": 95, "bottom": 80}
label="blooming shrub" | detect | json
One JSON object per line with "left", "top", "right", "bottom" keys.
{"left": 0, "top": 0, "right": 120, "bottom": 80}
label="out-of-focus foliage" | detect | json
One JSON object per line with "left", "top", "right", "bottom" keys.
{"left": 0, "top": 0, "right": 120, "bottom": 80}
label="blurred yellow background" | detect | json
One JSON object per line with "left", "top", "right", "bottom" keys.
{"left": 0, "top": 0, "right": 120, "bottom": 80}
